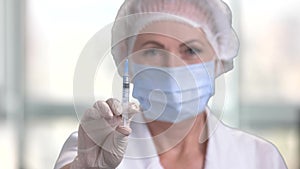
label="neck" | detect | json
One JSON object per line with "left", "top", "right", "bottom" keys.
{"left": 146, "top": 112, "right": 208, "bottom": 156}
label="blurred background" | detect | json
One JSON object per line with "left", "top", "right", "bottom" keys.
{"left": 0, "top": 0, "right": 299, "bottom": 168}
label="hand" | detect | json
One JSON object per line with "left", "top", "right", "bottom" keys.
{"left": 70, "top": 98, "right": 140, "bottom": 169}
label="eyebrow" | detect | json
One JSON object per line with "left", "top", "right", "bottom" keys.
{"left": 180, "top": 40, "right": 204, "bottom": 47}
{"left": 140, "top": 41, "right": 165, "bottom": 48}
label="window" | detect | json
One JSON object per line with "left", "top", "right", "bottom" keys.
{"left": 1, "top": 0, "right": 298, "bottom": 168}
{"left": 239, "top": 0, "right": 300, "bottom": 168}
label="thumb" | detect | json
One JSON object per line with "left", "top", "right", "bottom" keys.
{"left": 127, "top": 102, "right": 142, "bottom": 120}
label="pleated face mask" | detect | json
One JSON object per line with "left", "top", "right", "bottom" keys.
{"left": 132, "top": 61, "right": 215, "bottom": 123}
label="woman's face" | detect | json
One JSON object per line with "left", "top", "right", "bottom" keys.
{"left": 132, "top": 21, "right": 216, "bottom": 67}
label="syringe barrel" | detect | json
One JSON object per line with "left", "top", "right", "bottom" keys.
{"left": 122, "top": 59, "right": 130, "bottom": 126}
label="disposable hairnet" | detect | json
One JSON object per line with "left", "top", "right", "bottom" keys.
{"left": 111, "top": 0, "right": 239, "bottom": 77}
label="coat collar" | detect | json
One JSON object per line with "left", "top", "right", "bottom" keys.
{"left": 121, "top": 107, "right": 228, "bottom": 169}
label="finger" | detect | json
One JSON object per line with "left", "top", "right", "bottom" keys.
{"left": 81, "top": 108, "right": 101, "bottom": 122}
{"left": 116, "top": 125, "right": 132, "bottom": 136}
{"left": 93, "top": 100, "right": 114, "bottom": 119}
{"left": 106, "top": 98, "right": 122, "bottom": 116}
{"left": 80, "top": 111, "right": 115, "bottom": 148}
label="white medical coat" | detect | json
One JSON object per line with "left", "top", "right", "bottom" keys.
{"left": 54, "top": 110, "right": 287, "bottom": 169}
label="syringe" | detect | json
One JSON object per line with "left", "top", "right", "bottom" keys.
{"left": 122, "top": 59, "right": 130, "bottom": 127}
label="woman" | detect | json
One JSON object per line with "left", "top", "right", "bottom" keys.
{"left": 55, "top": 0, "right": 287, "bottom": 168}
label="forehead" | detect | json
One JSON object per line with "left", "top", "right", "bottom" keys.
{"left": 136, "top": 21, "right": 208, "bottom": 44}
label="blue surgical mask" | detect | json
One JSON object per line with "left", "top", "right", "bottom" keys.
{"left": 131, "top": 61, "right": 215, "bottom": 123}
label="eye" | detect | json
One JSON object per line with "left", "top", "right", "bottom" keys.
{"left": 142, "top": 48, "right": 165, "bottom": 58}
{"left": 185, "top": 47, "right": 202, "bottom": 56}
{"left": 143, "top": 48, "right": 159, "bottom": 57}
